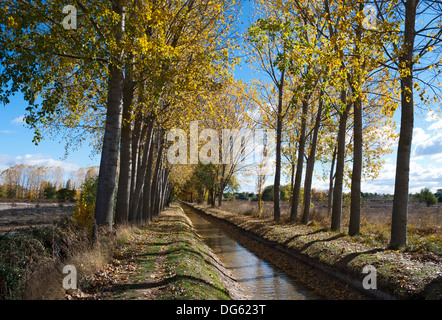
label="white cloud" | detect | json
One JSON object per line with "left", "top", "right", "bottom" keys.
{"left": 361, "top": 162, "right": 397, "bottom": 194}
{"left": 0, "top": 130, "right": 17, "bottom": 134}
{"left": 425, "top": 110, "right": 439, "bottom": 122}
{"left": 11, "top": 115, "right": 25, "bottom": 125}
{"left": 428, "top": 118, "right": 442, "bottom": 131}
{"left": 431, "top": 154, "right": 442, "bottom": 163}
{"left": 354, "top": 156, "right": 442, "bottom": 194}
{"left": 0, "top": 153, "right": 79, "bottom": 173}
{"left": 413, "top": 128, "right": 442, "bottom": 157}
{"left": 413, "top": 127, "right": 430, "bottom": 145}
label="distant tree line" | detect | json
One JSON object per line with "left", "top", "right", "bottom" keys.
{"left": 224, "top": 186, "right": 441, "bottom": 207}
{"left": 0, "top": 164, "right": 99, "bottom": 201}
{"left": 224, "top": 185, "right": 328, "bottom": 203}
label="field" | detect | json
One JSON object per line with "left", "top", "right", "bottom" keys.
{"left": 1, "top": 199, "right": 440, "bottom": 250}
{"left": 0, "top": 201, "right": 75, "bottom": 235}
{"left": 220, "top": 199, "right": 442, "bottom": 253}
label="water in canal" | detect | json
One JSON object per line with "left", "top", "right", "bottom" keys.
{"left": 183, "top": 206, "right": 320, "bottom": 300}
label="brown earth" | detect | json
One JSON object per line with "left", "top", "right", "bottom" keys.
{"left": 0, "top": 202, "right": 75, "bottom": 234}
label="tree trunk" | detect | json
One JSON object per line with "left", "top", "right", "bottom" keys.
{"left": 142, "top": 130, "right": 156, "bottom": 223}
{"left": 217, "top": 165, "right": 225, "bottom": 207}
{"left": 289, "top": 160, "right": 295, "bottom": 204}
{"left": 115, "top": 58, "right": 134, "bottom": 225}
{"left": 129, "top": 116, "right": 154, "bottom": 222}
{"left": 274, "top": 69, "right": 285, "bottom": 222}
{"left": 160, "top": 168, "right": 169, "bottom": 212}
{"left": 349, "top": 4, "right": 364, "bottom": 236}
{"left": 391, "top": 0, "right": 417, "bottom": 249}
{"left": 93, "top": 66, "right": 123, "bottom": 231}
{"left": 150, "top": 132, "right": 164, "bottom": 218}
{"left": 258, "top": 193, "right": 263, "bottom": 217}
{"left": 93, "top": 4, "right": 125, "bottom": 233}
{"left": 156, "top": 164, "right": 166, "bottom": 216}
{"left": 129, "top": 111, "right": 142, "bottom": 210}
{"left": 349, "top": 95, "right": 363, "bottom": 235}
{"left": 331, "top": 91, "right": 350, "bottom": 232}
{"left": 302, "top": 93, "right": 323, "bottom": 225}
{"left": 290, "top": 97, "right": 309, "bottom": 223}
{"left": 327, "top": 146, "right": 337, "bottom": 217}
{"left": 153, "top": 165, "right": 164, "bottom": 217}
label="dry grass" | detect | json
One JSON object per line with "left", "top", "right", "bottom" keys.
{"left": 0, "top": 219, "right": 131, "bottom": 300}
{"left": 220, "top": 200, "right": 442, "bottom": 253}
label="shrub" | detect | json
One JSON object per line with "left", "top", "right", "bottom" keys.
{"left": 418, "top": 188, "right": 438, "bottom": 207}
{"left": 56, "top": 188, "right": 76, "bottom": 202}
{"left": 262, "top": 185, "right": 293, "bottom": 202}
{"left": 72, "top": 176, "right": 98, "bottom": 235}
{"left": 44, "top": 185, "right": 57, "bottom": 200}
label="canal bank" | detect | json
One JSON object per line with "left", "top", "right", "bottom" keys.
{"left": 182, "top": 202, "right": 441, "bottom": 300}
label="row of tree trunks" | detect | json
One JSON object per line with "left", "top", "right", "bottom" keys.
{"left": 129, "top": 116, "right": 155, "bottom": 222}
{"left": 96, "top": 69, "right": 172, "bottom": 230}
{"left": 301, "top": 91, "right": 323, "bottom": 225}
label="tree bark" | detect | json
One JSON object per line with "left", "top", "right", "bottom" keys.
{"left": 150, "top": 132, "right": 164, "bottom": 218}
{"left": 93, "top": 4, "right": 125, "bottom": 232}
{"left": 290, "top": 97, "right": 309, "bottom": 223}
{"left": 115, "top": 57, "right": 134, "bottom": 225}
{"left": 349, "top": 4, "right": 364, "bottom": 236}
{"left": 391, "top": 0, "right": 417, "bottom": 249}
{"left": 129, "top": 111, "right": 143, "bottom": 210}
{"left": 327, "top": 146, "right": 337, "bottom": 217}
{"left": 273, "top": 69, "right": 285, "bottom": 222}
{"left": 128, "top": 116, "right": 154, "bottom": 222}
{"left": 302, "top": 93, "right": 323, "bottom": 225}
{"left": 349, "top": 95, "right": 363, "bottom": 235}
{"left": 142, "top": 130, "right": 156, "bottom": 222}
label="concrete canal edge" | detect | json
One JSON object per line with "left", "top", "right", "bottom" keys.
{"left": 181, "top": 202, "right": 400, "bottom": 300}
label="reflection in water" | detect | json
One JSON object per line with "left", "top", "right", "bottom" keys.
{"left": 184, "top": 208, "right": 319, "bottom": 300}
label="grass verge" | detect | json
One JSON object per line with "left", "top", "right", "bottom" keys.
{"left": 76, "top": 204, "right": 245, "bottom": 300}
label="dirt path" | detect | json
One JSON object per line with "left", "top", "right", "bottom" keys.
{"left": 67, "top": 204, "right": 248, "bottom": 300}
{"left": 68, "top": 219, "right": 172, "bottom": 300}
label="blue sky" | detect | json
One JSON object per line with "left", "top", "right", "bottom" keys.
{"left": 231, "top": 68, "right": 442, "bottom": 194}
{"left": 0, "top": 92, "right": 98, "bottom": 172}
{"left": 230, "top": 2, "right": 442, "bottom": 194}
{"left": 0, "top": 1, "right": 441, "bottom": 194}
